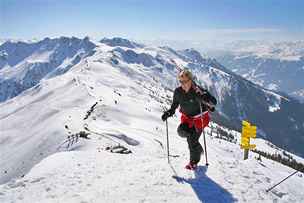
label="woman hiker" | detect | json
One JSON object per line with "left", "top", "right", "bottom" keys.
{"left": 161, "top": 69, "right": 217, "bottom": 170}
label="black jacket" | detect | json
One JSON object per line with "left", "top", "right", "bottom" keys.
{"left": 167, "top": 84, "right": 217, "bottom": 117}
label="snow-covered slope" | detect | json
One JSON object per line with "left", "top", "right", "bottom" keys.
{"left": 0, "top": 40, "right": 6, "bottom": 46}
{"left": 100, "top": 37, "right": 144, "bottom": 48}
{"left": 1, "top": 99, "right": 304, "bottom": 202}
{"left": 0, "top": 37, "right": 304, "bottom": 202}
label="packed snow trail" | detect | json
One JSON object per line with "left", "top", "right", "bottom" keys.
{"left": 1, "top": 121, "right": 303, "bottom": 202}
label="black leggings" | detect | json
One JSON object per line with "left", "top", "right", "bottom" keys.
{"left": 177, "top": 123, "right": 203, "bottom": 164}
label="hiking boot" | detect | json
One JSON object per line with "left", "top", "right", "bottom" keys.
{"left": 185, "top": 162, "right": 198, "bottom": 170}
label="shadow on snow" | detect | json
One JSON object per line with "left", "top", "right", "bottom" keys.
{"left": 171, "top": 164, "right": 237, "bottom": 203}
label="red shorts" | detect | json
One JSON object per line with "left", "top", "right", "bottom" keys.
{"left": 180, "top": 111, "right": 210, "bottom": 130}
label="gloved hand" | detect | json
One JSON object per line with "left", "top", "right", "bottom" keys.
{"left": 194, "top": 86, "right": 208, "bottom": 101}
{"left": 161, "top": 111, "right": 171, "bottom": 121}
{"left": 208, "top": 105, "right": 216, "bottom": 112}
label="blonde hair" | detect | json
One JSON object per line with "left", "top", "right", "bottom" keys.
{"left": 178, "top": 68, "right": 193, "bottom": 81}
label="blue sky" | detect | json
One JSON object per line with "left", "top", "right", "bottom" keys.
{"left": 1, "top": 0, "right": 304, "bottom": 42}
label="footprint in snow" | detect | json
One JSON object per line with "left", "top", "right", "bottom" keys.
{"left": 104, "top": 133, "right": 140, "bottom": 146}
{"left": 30, "top": 177, "right": 46, "bottom": 183}
{"left": 7, "top": 181, "right": 26, "bottom": 188}
{"left": 252, "top": 171, "right": 264, "bottom": 176}
{"left": 272, "top": 190, "right": 288, "bottom": 198}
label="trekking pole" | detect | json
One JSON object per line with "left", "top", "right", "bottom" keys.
{"left": 166, "top": 119, "right": 170, "bottom": 163}
{"left": 266, "top": 170, "right": 299, "bottom": 193}
{"left": 199, "top": 102, "right": 209, "bottom": 166}
{"left": 202, "top": 130, "right": 209, "bottom": 166}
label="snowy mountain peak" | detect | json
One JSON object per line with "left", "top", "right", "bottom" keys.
{"left": 100, "top": 37, "right": 144, "bottom": 48}
{"left": 0, "top": 37, "right": 96, "bottom": 102}
{"left": 0, "top": 37, "right": 96, "bottom": 69}
{"left": 111, "top": 47, "right": 155, "bottom": 67}
{"left": 179, "top": 48, "right": 206, "bottom": 63}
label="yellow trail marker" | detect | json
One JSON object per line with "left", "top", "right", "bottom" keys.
{"left": 241, "top": 120, "right": 257, "bottom": 159}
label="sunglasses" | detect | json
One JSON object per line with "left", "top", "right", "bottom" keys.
{"left": 179, "top": 79, "right": 190, "bottom": 85}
